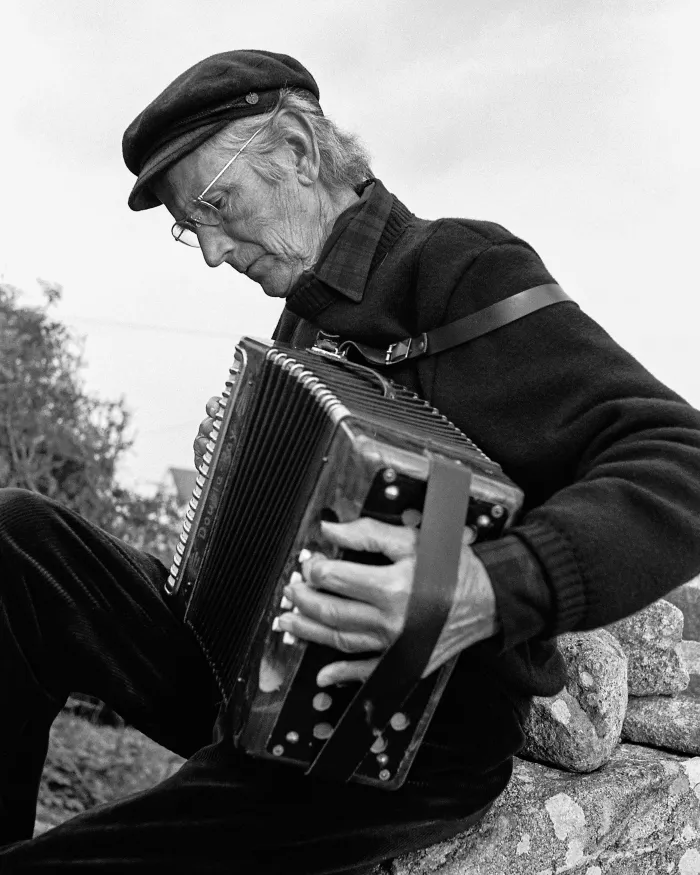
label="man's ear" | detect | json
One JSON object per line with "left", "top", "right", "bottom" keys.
{"left": 275, "top": 108, "right": 320, "bottom": 187}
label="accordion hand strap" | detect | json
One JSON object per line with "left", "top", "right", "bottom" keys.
{"left": 328, "top": 283, "right": 572, "bottom": 366}
{"left": 306, "top": 456, "right": 472, "bottom": 783}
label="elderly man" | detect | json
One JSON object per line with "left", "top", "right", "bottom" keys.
{"left": 0, "top": 49, "right": 699, "bottom": 873}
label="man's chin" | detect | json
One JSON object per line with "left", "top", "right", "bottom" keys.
{"left": 253, "top": 269, "right": 300, "bottom": 299}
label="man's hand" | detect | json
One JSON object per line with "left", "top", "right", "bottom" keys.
{"left": 193, "top": 396, "right": 221, "bottom": 469}
{"left": 278, "top": 518, "right": 499, "bottom": 688}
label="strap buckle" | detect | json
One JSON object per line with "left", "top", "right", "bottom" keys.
{"left": 385, "top": 333, "right": 427, "bottom": 365}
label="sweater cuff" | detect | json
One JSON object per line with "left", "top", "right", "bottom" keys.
{"left": 472, "top": 534, "right": 552, "bottom": 651}
{"left": 512, "top": 518, "right": 588, "bottom": 636}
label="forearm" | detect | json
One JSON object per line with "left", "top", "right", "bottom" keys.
{"left": 422, "top": 532, "right": 501, "bottom": 677}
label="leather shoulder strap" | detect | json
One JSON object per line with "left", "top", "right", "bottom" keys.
{"left": 336, "top": 283, "right": 574, "bottom": 367}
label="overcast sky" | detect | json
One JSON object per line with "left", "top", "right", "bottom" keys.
{"left": 1, "top": 0, "right": 698, "bottom": 490}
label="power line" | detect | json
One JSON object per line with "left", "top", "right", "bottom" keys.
{"left": 63, "top": 314, "right": 241, "bottom": 340}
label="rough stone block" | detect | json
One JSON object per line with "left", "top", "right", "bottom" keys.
{"left": 623, "top": 695, "right": 700, "bottom": 755}
{"left": 519, "top": 630, "right": 627, "bottom": 772}
{"left": 666, "top": 576, "right": 700, "bottom": 641}
{"left": 682, "top": 639, "right": 700, "bottom": 697}
{"left": 388, "top": 745, "right": 700, "bottom": 875}
{"left": 606, "top": 599, "right": 689, "bottom": 695}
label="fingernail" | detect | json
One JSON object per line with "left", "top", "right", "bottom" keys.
{"left": 289, "top": 572, "right": 302, "bottom": 587}
{"left": 280, "top": 595, "right": 293, "bottom": 610}
{"left": 298, "top": 548, "right": 311, "bottom": 563}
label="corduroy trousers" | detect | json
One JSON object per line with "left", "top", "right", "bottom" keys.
{"left": 0, "top": 488, "right": 491, "bottom": 873}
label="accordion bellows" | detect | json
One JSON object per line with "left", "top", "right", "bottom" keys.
{"left": 167, "top": 338, "right": 522, "bottom": 788}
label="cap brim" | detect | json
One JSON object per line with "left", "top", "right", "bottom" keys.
{"left": 127, "top": 120, "right": 230, "bottom": 211}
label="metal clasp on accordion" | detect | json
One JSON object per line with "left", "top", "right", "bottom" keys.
{"left": 310, "top": 331, "right": 348, "bottom": 360}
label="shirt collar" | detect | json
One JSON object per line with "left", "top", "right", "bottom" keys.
{"left": 286, "top": 179, "right": 394, "bottom": 313}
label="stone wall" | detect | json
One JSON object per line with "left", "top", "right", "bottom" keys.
{"left": 372, "top": 579, "right": 700, "bottom": 875}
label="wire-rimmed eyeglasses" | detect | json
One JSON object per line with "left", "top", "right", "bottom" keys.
{"left": 171, "top": 125, "right": 264, "bottom": 248}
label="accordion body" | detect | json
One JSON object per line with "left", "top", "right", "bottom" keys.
{"left": 167, "top": 337, "right": 522, "bottom": 789}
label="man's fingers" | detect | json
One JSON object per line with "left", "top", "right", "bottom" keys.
{"left": 205, "top": 396, "right": 221, "bottom": 417}
{"left": 301, "top": 553, "right": 413, "bottom": 611}
{"left": 277, "top": 610, "right": 383, "bottom": 654}
{"left": 285, "top": 581, "right": 384, "bottom": 633}
{"left": 320, "top": 518, "right": 417, "bottom": 561}
{"left": 199, "top": 416, "right": 216, "bottom": 439}
{"left": 317, "top": 657, "right": 379, "bottom": 688}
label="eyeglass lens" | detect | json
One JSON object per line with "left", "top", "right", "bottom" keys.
{"left": 172, "top": 202, "right": 223, "bottom": 247}
{"left": 172, "top": 224, "right": 201, "bottom": 247}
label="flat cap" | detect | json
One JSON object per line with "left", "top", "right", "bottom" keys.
{"left": 123, "top": 49, "right": 320, "bottom": 210}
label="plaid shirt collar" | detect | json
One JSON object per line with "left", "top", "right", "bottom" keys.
{"left": 286, "top": 179, "right": 394, "bottom": 315}
{"left": 313, "top": 179, "right": 392, "bottom": 302}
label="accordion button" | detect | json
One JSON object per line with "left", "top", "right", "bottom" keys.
{"left": 379, "top": 769, "right": 392, "bottom": 782}
{"left": 401, "top": 508, "right": 422, "bottom": 528}
{"left": 390, "top": 712, "right": 410, "bottom": 732}
{"left": 313, "top": 692, "right": 332, "bottom": 711}
{"left": 370, "top": 735, "right": 387, "bottom": 754}
{"left": 384, "top": 485, "right": 400, "bottom": 500}
{"left": 312, "top": 722, "right": 333, "bottom": 740}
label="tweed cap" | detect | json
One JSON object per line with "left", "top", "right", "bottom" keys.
{"left": 123, "top": 49, "right": 321, "bottom": 210}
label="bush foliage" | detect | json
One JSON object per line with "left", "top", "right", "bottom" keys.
{"left": 0, "top": 281, "right": 182, "bottom": 564}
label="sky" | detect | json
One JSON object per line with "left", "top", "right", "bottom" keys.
{"left": 1, "top": 0, "right": 698, "bottom": 491}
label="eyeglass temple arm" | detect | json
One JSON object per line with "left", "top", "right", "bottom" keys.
{"left": 197, "top": 125, "right": 265, "bottom": 201}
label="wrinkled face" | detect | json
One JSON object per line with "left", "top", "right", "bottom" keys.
{"left": 155, "top": 140, "right": 328, "bottom": 298}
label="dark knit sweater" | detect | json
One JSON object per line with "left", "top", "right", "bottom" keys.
{"left": 274, "top": 181, "right": 700, "bottom": 801}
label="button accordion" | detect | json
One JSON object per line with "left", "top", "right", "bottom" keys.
{"left": 166, "top": 337, "right": 522, "bottom": 789}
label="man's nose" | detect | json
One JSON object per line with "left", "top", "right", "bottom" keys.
{"left": 198, "top": 226, "right": 237, "bottom": 268}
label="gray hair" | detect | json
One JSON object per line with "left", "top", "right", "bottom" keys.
{"left": 207, "top": 88, "right": 373, "bottom": 192}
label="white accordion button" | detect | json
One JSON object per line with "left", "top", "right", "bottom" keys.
{"left": 313, "top": 692, "right": 332, "bottom": 711}
{"left": 390, "top": 712, "right": 410, "bottom": 732}
{"left": 312, "top": 722, "right": 333, "bottom": 740}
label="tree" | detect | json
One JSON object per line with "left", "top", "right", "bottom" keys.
{"left": 0, "top": 281, "right": 182, "bottom": 566}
